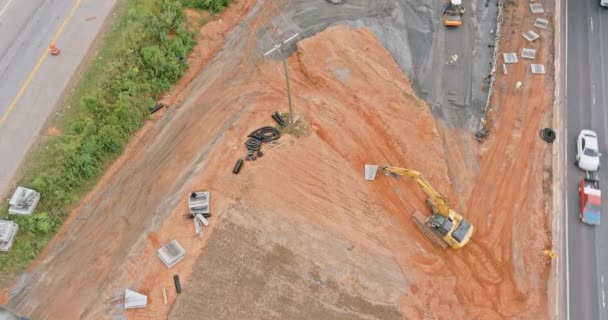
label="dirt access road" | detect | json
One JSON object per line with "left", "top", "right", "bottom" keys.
{"left": 4, "top": 0, "right": 554, "bottom": 319}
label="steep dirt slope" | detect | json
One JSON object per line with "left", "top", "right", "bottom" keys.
{"left": 166, "top": 24, "right": 550, "bottom": 319}
{"left": 165, "top": 25, "right": 451, "bottom": 319}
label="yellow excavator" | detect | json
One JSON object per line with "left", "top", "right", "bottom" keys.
{"left": 374, "top": 165, "right": 473, "bottom": 249}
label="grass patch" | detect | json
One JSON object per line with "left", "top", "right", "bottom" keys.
{"left": 0, "top": 0, "right": 230, "bottom": 286}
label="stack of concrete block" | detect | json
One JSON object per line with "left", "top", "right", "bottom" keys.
{"left": 188, "top": 191, "right": 209, "bottom": 214}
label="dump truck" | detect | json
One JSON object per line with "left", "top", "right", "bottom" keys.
{"left": 578, "top": 173, "right": 601, "bottom": 225}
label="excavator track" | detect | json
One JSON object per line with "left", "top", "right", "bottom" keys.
{"left": 411, "top": 211, "right": 449, "bottom": 249}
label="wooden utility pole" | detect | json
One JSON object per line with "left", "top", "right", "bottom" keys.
{"left": 263, "top": 33, "right": 299, "bottom": 127}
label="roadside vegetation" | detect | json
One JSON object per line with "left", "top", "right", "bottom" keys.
{"left": 0, "top": 0, "right": 230, "bottom": 286}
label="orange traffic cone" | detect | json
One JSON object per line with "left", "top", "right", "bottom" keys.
{"left": 49, "top": 43, "right": 60, "bottom": 56}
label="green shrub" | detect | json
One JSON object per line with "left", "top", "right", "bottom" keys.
{"left": 181, "top": 0, "right": 230, "bottom": 13}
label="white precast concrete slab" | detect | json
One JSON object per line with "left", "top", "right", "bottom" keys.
{"left": 124, "top": 289, "right": 148, "bottom": 309}
{"left": 8, "top": 186, "right": 40, "bottom": 215}
{"left": 0, "top": 220, "right": 18, "bottom": 252}
{"left": 523, "top": 30, "right": 540, "bottom": 42}
{"left": 531, "top": 64, "right": 546, "bottom": 74}
{"left": 530, "top": 3, "right": 544, "bottom": 14}
{"left": 503, "top": 53, "right": 518, "bottom": 64}
{"left": 522, "top": 48, "right": 537, "bottom": 59}
{"left": 158, "top": 239, "right": 186, "bottom": 269}
{"left": 196, "top": 213, "right": 210, "bottom": 227}
{"left": 194, "top": 217, "right": 200, "bottom": 235}
{"left": 534, "top": 17, "right": 549, "bottom": 29}
{"left": 188, "top": 191, "right": 210, "bottom": 214}
{"left": 364, "top": 164, "right": 378, "bottom": 181}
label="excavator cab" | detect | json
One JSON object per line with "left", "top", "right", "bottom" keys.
{"left": 443, "top": 0, "right": 465, "bottom": 27}
{"left": 429, "top": 214, "right": 452, "bottom": 236}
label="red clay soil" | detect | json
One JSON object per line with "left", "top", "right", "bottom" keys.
{"left": 3, "top": 2, "right": 552, "bottom": 320}
{"left": 160, "top": 18, "right": 550, "bottom": 318}
{"left": 111, "top": 25, "right": 450, "bottom": 320}
{"left": 432, "top": 1, "right": 554, "bottom": 318}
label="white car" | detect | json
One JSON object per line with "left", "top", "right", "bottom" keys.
{"left": 576, "top": 130, "right": 601, "bottom": 172}
{"left": 602, "top": 0, "right": 608, "bottom": 7}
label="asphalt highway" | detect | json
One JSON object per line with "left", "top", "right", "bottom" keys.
{"left": 566, "top": 0, "right": 608, "bottom": 319}
{"left": 0, "top": 0, "right": 116, "bottom": 197}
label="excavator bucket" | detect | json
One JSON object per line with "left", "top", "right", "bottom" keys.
{"left": 365, "top": 164, "right": 379, "bottom": 181}
{"left": 411, "top": 211, "right": 449, "bottom": 249}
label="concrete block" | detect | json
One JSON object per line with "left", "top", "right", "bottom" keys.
{"left": 531, "top": 64, "right": 546, "bottom": 74}
{"left": 8, "top": 186, "right": 40, "bottom": 216}
{"left": 188, "top": 191, "right": 210, "bottom": 214}
{"left": 503, "top": 53, "right": 518, "bottom": 64}
{"left": 0, "top": 220, "right": 18, "bottom": 252}
{"left": 522, "top": 48, "right": 537, "bottom": 59}
{"left": 196, "top": 214, "right": 209, "bottom": 228}
{"left": 364, "top": 164, "right": 378, "bottom": 181}
{"left": 125, "top": 289, "right": 148, "bottom": 309}
{"left": 523, "top": 30, "right": 540, "bottom": 42}
{"left": 534, "top": 18, "right": 549, "bottom": 29}
{"left": 158, "top": 240, "right": 186, "bottom": 269}
{"left": 530, "top": 3, "right": 544, "bottom": 14}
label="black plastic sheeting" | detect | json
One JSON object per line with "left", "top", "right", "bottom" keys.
{"left": 184, "top": 213, "right": 212, "bottom": 219}
{"left": 248, "top": 126, "right": 280, "bottom": 143}
{"left": 233, "top": 158, "right": 244, "bottom": 174}
{"left": 149, "top": 102, "right": 165, "bottom": 114}
{"left": 174, "top": 274, "right": 182, "bottom": 294}
{"left": 245, "top": 138, "right": 262, "bottom": 150}
{"left": 272, "top": 112, "right": 285, "bottom": 126}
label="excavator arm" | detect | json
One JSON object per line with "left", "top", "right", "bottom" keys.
{"left": 377, "top": 164, "right": 473, "bottom": 249}
{"left": 381, "top": 165, "right": 450, "bottom": 217}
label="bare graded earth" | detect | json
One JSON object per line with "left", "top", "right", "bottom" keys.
{"left": 3, "top": 0, "right": 553, "bottom": 319}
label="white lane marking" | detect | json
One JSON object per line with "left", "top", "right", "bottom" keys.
{"left": 565, "top": 164, "right": 570, "bottom": 318}
{"left": 591, "top": 16, "right": 594, "bottom": 33}
{"left": 565, "top": 2, "right": 570, "bottom": 317}
{"left": 598, "top": 15, "right": 608, "bottom": 318}
{"left": 593, "top": 84, "right": 596, "bottom": 105}
{"left": 602, "top": 275, "right": 606, "bottom": 308}
{"left": 599, "top": 4, "right": 608, "bottom": 152}
{"left": 0, "top": 0, "right": 14, "bottom": 17}
{"left": 565, "top": 124, "right": 568, "bottom": 170}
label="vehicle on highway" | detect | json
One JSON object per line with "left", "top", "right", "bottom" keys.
{"left": 602, "top": 0, "right": 608, "bottom": 7}
{"left": 576, "top": 129, "right": 601, "bottom": 171}
{"left": 578, "top": 174, "right": 601, "bottom": 225}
